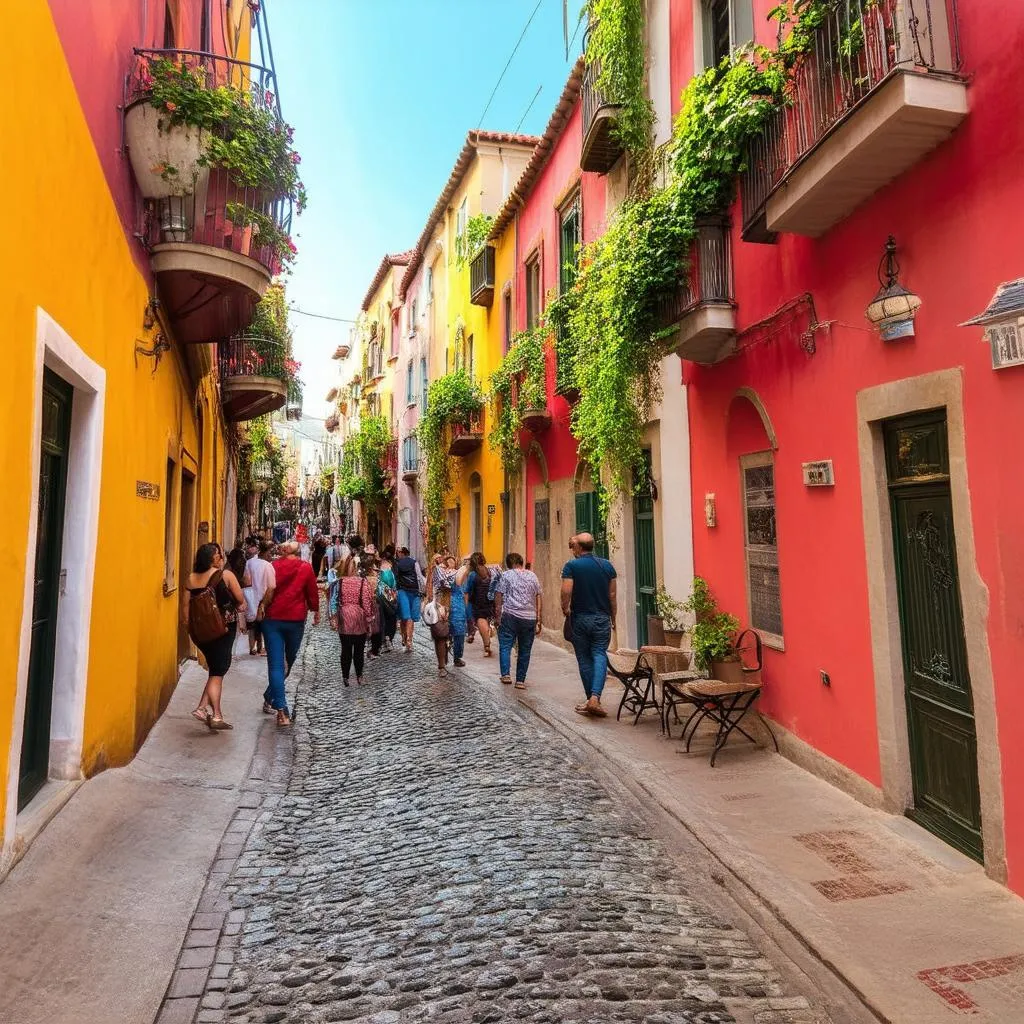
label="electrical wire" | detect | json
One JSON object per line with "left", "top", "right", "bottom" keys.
{"left": 287, "top": 304, "right": 358, "bottom": 323}
{"left": 515, "top": 85, "right": 543, "bottom": 133}
{"left": 477, "top": 0, "right": 545, "bottom": 127}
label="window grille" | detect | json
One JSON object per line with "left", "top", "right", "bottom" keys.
{"left": 741, "top": 453, "right": 782, "bottom": 641}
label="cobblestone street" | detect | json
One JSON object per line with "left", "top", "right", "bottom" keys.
{"left": 172, "top": 625, "right": 828, "bottom": 1024}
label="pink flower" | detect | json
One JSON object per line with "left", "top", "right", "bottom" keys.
{"left": 290, "top": 152, "right": 301, "bottom": 165}
{"left": 265, "top": 90, "right": 275, "bottom": 106}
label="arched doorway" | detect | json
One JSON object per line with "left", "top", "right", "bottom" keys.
{"left": 469, "top": 472, "right": 483, "bottom": 553}
{"left": 573, "top": 462, "right": 608, "bottom": 558}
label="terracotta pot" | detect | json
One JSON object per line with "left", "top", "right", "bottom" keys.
{"left": 646, "top": 614, "right": 665, "bottom": 646}
{"left": 125, "top": 101, "right": 208, "bottom": 199}
{"left": 663, "top": 628, "right": 686, "bottom": 649}
{"left": 711, "top": 656, "right": 745, "bottom": 686}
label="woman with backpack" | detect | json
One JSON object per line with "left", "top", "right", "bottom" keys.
{"left": 184, "top": 542, "right": 247, "bottom": 731}
{"left": 466, "top": 552, "right": 495, "bottom": 658}
{"left": 328, "top": 552, "right": 377, "bottom": 686}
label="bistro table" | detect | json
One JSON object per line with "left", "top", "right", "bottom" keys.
{"left": 611, "top": 645, "right": 693, "bottom": 730}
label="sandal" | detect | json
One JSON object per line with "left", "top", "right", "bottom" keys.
{"left": 262, "top": 701, "right": 274, "bottom": 715}
{"left": 574, "top": 703, "right": 593, "bottom": 716}
{"left": 438, "top": 667, "right": 449, "bottom": 678}
{"left": 191, "top": 707, "right": 211, "bottom": 724}
{"left": 586, "top": 700, "right": 608, "bottom": 718}
{"left": 484, "top": 648, "right": 493, "bottom": 657}
{"left": 276, "top": 710, "right": 291, "bottom": 727}
{"left": 514, "top": 681, "right": 527, "bottom": 690}
{"left": 500, "top": 676, "right": 513, "bottom": 685}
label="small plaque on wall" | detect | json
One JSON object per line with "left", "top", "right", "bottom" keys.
{"left": 486, "top": 504, "right": 496, "bottom": 515}
{"left": 802, "top": 460, "right": 834, "bottom": 487}
{"left": 137, "top": 481, "right": 160, "bottom": 500}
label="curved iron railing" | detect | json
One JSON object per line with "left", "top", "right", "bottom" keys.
{"left": 654, "top": 217, "right": 734, "bottom": 330}
{"left": 741, "top": 0, "right": 962, "bottom": 237}
{"left": 127, "top": 48, "right": 292, "bottom": 274}
{"left": 218, "top": 335, "right": 287, "bottom": 382}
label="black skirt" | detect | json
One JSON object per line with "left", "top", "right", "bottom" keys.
{"left": 197, "top": 621, "right": 237, "bottom": 677}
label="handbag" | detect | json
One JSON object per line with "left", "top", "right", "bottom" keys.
{"left": 563, "top": 613, "right": 574, "bottom": 643}
{"left": 429, "top": 619, "right": 450, "bottom": 640}
{"left": 188, "top": 570, "right": 229, "bottom": 645}
{"left": 377, "top": 580, "right": 398, "bottom": 616}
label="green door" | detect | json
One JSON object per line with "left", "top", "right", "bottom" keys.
{"left": 19, "top": 370, "right": 73, "bottom": 810}
{"left": 633, "top": 450, "right": 656, "bottom": 646}
{"left": 574, "top": 490, "right": 608, "bottom": 559}
{"left": 885, "top": 412, "right": 982, "bottom": 862}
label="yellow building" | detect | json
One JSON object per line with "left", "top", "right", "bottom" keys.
{"left": 1, "top": 1, "right": 289, "bottom": 876}
{"left": 398, "top": 131, "right": 537, "bottom": 560}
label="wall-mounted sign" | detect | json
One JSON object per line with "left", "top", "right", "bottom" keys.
{"left": 486, "top": 504, "right": 496, "bottom": 515}
{"left": 136, "top": 481, "right": 160, "bottom": 500}
{"left": 960, "top": 279, "right": 1024, "bottom": 370}
{"left": 802, "top": 460, "right": 835, "bottom": 487}
{"left": 704, "top": 493, "right": 716, "bottom": 528}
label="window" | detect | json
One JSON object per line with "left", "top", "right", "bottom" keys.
{"left": 406, "top": 361, "right": 415, "bottom": 405}
{"left": 390, "top": 312, "right": 400, "bottom": 359}
{"left": 559, "top": 194, "right": 581, "bottom": 296}
{"left": 162, "top": 1, "right": 176, "bottom": 47}
{"left": 741, "top": 452, "right": 783, "bottom": 643}
{"left": 425, "top": 265, "right": 433, "bottom": 305}
{"left": 700, "top": 0, "right": 754, "bottom": 70}
{"left": 534, "top": 498, "right": 550, "bottom": 542}
{"left": 467, "top": 334, "right": 475, "bottom": 381}
{"left": 402, "top": 435, "right": 420, "bottom": 474}
{"left": 420, "top": 358, "right": 429, "bottom": 412}
{"left": 456, "top": 198, "right": 468, "bottom": 241}
{"left": 525, "top": 255, "right": 541, "bottom": 331}
{"left": 408, "top": 297, "right": 418, "bottom": 334}
{"left": 163, "top": 457, "right": 177, "bottom": 589}
{"left": 502, "top": 289, "right": 512, "bottom": 355}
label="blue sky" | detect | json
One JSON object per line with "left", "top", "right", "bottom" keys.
{"left": 270, "top": 0, "right": 583, "bottom": 417}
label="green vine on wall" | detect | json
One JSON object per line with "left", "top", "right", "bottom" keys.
{"left": 488, "top": 324, "right": 548, "bottom": 476}
{"left": 455, "top": 213, "right": 494, "bottom": 269}
{"left": 417, "top": 369, "right": 484, "bottom": 550}
{"left": 337, "top": 414, "right": 393, "bottom": 508}
{"left": 585, "top": 0, "right": 655, "bottom": 161}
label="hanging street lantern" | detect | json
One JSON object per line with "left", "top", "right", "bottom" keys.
{"left": 865, "top": 236, "right": 922, "bottom": 341}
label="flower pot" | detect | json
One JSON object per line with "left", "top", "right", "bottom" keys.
{"left": 125, "top": 101, "right": 209, "bottom": 199}
{"left": 711, "top": 656, "right": 745, "bottom": 686}
{"left": 663, "top": 628, "right": 686, "bottom": 649}
{"left": 646, "top": 614, "right": 665, "bottom": 647}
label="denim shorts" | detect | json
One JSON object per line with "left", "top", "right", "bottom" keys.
{"left": 397, "top": 589, "right": 421, "bottom": 622}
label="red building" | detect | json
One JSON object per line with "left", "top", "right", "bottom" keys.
{"left": 667, "top": 0, "right": 1023, "bottom": 890}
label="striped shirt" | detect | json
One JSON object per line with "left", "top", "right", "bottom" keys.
{"left": 495, "top": 568, "right": 542, "bottom": 620}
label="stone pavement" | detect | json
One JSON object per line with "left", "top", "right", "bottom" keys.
{"left": 166, "top": 624, "right": 835, "bottom": 1024}
{"left": 472, "top": 634, "right": 1024, "bottom": 1024}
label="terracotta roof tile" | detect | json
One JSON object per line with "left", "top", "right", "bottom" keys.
{"left": 398, "top": 129, "right": 541, "bottom": 299}
{"left": 361, "top": 249, "right": 417, "bottom": 312}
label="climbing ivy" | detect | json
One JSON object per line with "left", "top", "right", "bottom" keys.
{"left": 455, "top": 213, "right": 494, "bottom": 269}
{"left": 488, "top": 324, "right": 548, "bottom": 476}
{"left": 418, "top": 369, "right": 484, "bottom": 549}
{"left": 585, "top": 0, "right": 655, "bottom": 161}
{"left": 337, "top": 414, "right": 393, "bottom": 508}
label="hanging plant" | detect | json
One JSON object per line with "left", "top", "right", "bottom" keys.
{"left": 455, "top": 213, "right": 494, "bottom": 269}
{"left": 418, "top": 369, "right": 484, "bottom": 548}
{"left": 488, "top": 324, "right": 548, "bottom": 475}
{"left": 337, "top": 414, "right": 394, "bottom": 508}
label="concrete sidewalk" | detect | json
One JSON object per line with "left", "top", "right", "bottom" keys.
{"left": 454, "top": 633, "right": 1024, "bottom": 1024}
{"left": 0, "top": 647, "right": 281, "bottom": 1024}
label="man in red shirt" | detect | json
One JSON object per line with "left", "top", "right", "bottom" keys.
{"left": 258, "top": 541, "right": 320, "bottom": 726}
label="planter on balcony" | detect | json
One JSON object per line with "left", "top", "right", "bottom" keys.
{"left": 448, "top": 411, "right": 484, "bottom": 457}
{"left": 522, "top": 408, "right": 551, "bottom": 433}
{"left": 469, "top": 246, "right": 496, "bottom": 306}
{"left": 126, "top": 49, "right": 296, "bottom": 342}
{"left": 325, "top": 414, "right": 340, "bottom": 433}
{"left": 580, "top": 53, "right": 624, "bottom": 174}
{"left": 333, "top": 344, "right": 351, "bottom": 359}
{"left": 217, "top": 336, "right": 288, "bottom": 422}
{"left": 657, "top": 217, "right": 736, "bottom": 365}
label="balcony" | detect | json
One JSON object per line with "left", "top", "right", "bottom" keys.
{"left": 285, "top": 380, "right": 303, "bottom": 421}
{"left": 741, "top": 0, "right": 966, "bottom": 241}
{"left": 448, "top": 410, "right": 484, "bottom": 457}
{"left": 655, "top": 217, "right": 736, "bottom": 365}
{"left": 217, "top": 336, "right": 288, "bottom": 422}
{"left": 470, "top": 246, "right": 497, "bottom": 306}
{"left": 384, "top": 439, "right": 399, "bottom": 482}
{"left": 126, "top": 49, "right": 292, "bottom": 342}
{"left": 580, "top": 52, "right": 624, "bottom": 174}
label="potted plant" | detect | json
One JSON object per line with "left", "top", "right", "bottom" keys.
{"left": 651, "top": 584, "right": 687, "bottom": 648}
{"left": 683, "top": 576, "right": 742, "bottom": 682}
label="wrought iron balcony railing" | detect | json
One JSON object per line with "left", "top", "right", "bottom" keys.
{"left": 218, "top": 335, "right": 286, "bottom": 381}
{"left": 654, "top": 217, "right": 733, "bottom": 331}
{"left": 448, "top": 409, "right": 484, "bottom": 457}
{"left": 470, "top": 246, "right": 496, "bottom": 306}
{"left": 580, "top": 48, "right": 624, "bottom": 174}
{"left": 741, "top": 0, "right": 963, "bottom": 241}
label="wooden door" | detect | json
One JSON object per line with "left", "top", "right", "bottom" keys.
{"left": 19, "top": 370, "right": 73, "bottom": 810}
{"left": 573, "top": 490, "right": 608, "bottom": 558}
{"left": 885, "top": 411, "right": 982, "bottom": 862}
{"left": 632, "top": 450, "right": 656, "bottom": 646}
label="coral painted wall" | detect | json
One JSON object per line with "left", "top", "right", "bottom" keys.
{"left": 674, "top": 0, "right": 1024, "bottom": 887}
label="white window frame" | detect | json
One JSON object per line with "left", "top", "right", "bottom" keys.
{"left": 696, "top": 0, "right": 754, "bottom": 71}
{"left": 456, "top": 198, "right": 468, "bottom": 240}
{"left": 739, "top": 450, "right": 784, "bottom": 649}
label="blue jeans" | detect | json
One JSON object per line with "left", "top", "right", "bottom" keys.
{"left": 397, "top": 589, "right": 421, "bottom": 622}
{"left": 571, "top": 612, "right": 612, "bottom": 699}
{"left": 262, "top": 618, "right": 305, "bottom": 713}
{"left": 498, "top": 614, "right": 537, "bottom": 683}
{"left": 450, "top": 627, "right": 465, "bottom": 661}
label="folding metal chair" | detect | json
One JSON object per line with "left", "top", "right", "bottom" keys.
{"left": 676, "top": 629, "right": 780, "bottom": 766}
{"left": 607, "top": 649, "right": 657, "bottom": 725}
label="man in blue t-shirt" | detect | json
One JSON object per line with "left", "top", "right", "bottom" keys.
{"left": 560, "top": 532, "right": 617, "bottom": 717}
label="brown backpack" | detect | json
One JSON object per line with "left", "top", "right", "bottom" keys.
{"left": 188, "top": 570, "right": 228, "bottom": 645}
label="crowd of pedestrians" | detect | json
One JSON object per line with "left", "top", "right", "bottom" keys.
{"left": 183, "top": 526, "right": 619, "bottom": 732}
